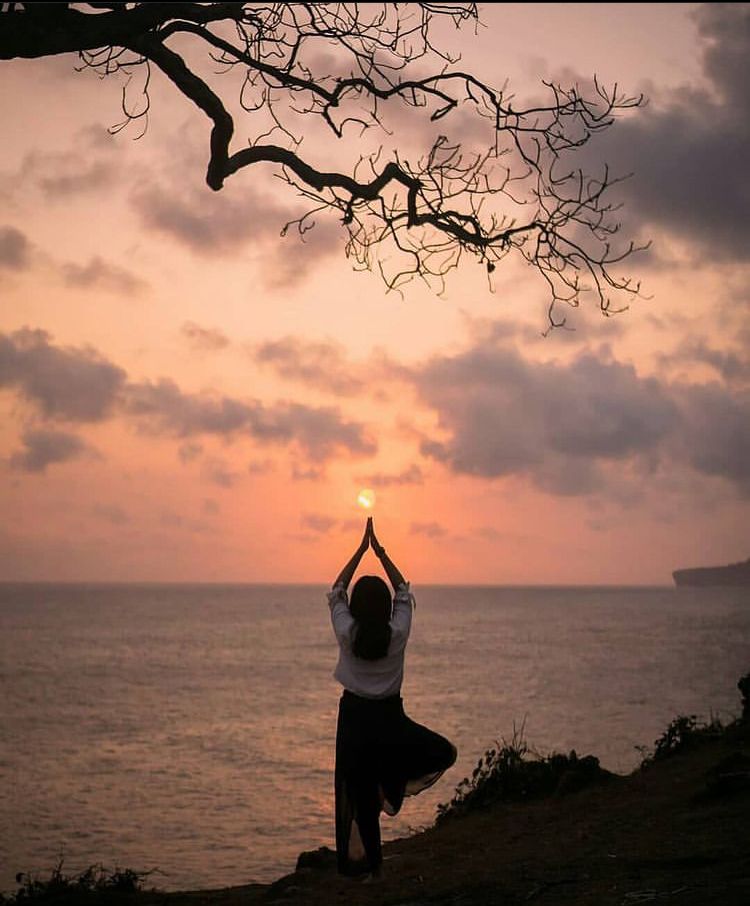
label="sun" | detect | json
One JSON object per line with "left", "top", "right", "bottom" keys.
{"left": 357, "top": 488, "right": 376, "bottom": 510}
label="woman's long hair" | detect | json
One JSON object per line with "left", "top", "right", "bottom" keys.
{"left": 349, "top": 575, "right": 392, "bottom": 660}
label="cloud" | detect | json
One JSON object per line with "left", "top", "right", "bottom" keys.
{"left": 0, "top": 226, "right": 31, "bottom": 270}
{"left": 132, "top": 180, "right": 341, "bottom": 287}
{"left": 249, "top": 400, "right": 376, "bottom": 460}
{"left": 261, "top": 219, "right": 342, "bottom": 290}
{"left": 131, "top": 181, "right": 289, "bottom": 254}
{"left": 475, "top": 525, "right": 501, "bottom": 541}
{"left": 301, "top": 513, "right": 338, "bottom": 534}
{"left": 124, "top": 378, "right": 374, "bottom": 460}
{"left": 357, "top": 463, "right": 424, "bottom": 486}
{"left": 415, "top": 341, "right": 676, "bottom": 486}
{"left": 201, "top": 457, "right": 241, "bottom": 488}
{"left": 658, "top": 339, "right": 750, "bottom": 386}
{"left": 1, "top": 329, "right": 375, "bottom": 464}
{"left": 92, "top": 503, "right": 130, "bottom": 525}
{"left": 299, "top": 513, "right": 370, "bottom": 534}
{"left": 125, "top": 378, "right": 253, "bottom": 435}
{"left": 596, "top": 3, "right": 750, "bottom": 260}
{"left": 410, "top": 521, "right": 446, "bottom": 538}
{"left": 2, "top": 232, "right": 146, "bottom": 296}
{"left": 160, "top": 509, "right": 184, "bottom": 528}
{"left": 248, "top": 458, "right": 274, "bottom": 474}
{"left": 181, "top": 321, "right": 230, "bottom": 352}
{"left": 411, "top": 333, "right": 750, "bottom": 496}
{"left": 291, "top": 463, "right": 324, "bottom": 481}
{"left": 673, "top": 383, "right": 750, "bottom": 490}
{"left": 177, "top": 441, "right": 203, "bottom": 464}
{"left": 16, "top": 124, "right": 121, "bottom": 199}
{"left": 0, "top": 328, "right": 127, "bottom": 421}
{"left": 252, "top": 335, "right": 365, "bottom": 395}
{"left": 39, "top": 159, "right": 118, "bottom": 198}
{"left": 9, "top": 428, "right": 91, "bottom": 473}
{"left": 60, "top": 256, "right": 148, "bottom": 295}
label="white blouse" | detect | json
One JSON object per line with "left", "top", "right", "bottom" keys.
{"left": 328, "top": 581, "right": 415, "bottom": 699}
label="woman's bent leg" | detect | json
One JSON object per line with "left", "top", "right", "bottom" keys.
{"left": 400, "top": 716, "right": 458, "bottom": 798}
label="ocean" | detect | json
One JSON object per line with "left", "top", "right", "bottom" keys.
{"left": 1, "top": 583, "right": 748, "bottom": 893}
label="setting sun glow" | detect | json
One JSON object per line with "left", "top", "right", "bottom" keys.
{"left": 357, "top": 489, "right": 376, "bottom": 510}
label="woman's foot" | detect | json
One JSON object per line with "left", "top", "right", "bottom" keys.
{"left": 378, "top": 784, "right": 397, "bottom": 816}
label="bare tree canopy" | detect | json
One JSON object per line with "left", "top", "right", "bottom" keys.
{"left": 1, "top": 2, "right": 646, "bottom": 322}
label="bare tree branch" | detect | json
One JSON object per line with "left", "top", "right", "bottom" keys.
{"left": 0, "top": 2, "right": 647, "bottom": 323}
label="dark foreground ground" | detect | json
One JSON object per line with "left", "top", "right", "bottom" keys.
{"left": 63, "top": 718, "right": 749, "bottom": 906}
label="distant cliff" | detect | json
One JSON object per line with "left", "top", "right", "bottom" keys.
{"left": 673, "top": 557, "right": 750, "bottom": 587}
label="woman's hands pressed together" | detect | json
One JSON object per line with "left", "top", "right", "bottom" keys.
{"left": 367, "top": 519, "right": 384, "bottom": 558}
{"left": 332, "top": 515, "right": 407, "bottom": 593}
{"left": 361, "top": 516, "right": 373, "bottom": 554}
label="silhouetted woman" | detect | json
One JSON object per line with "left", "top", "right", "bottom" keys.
{"left": 328, "top": 516, "right": 457, "bottom": 879}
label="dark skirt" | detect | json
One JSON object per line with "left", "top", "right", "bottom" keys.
{"left": 335, "top": 689, "right": 457, "bottom": 876}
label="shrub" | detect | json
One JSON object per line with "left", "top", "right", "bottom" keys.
{"left": 738, "top": 672, "right": 750, "bottom": 720}
{"left": 436, "top": 722, "right": 610, "bottom": 823}
{"left": 637, "top": 713, "right": 725, "bottom": 768}
{"left": 1, "top": 859, "right": 155, "bottom": 903}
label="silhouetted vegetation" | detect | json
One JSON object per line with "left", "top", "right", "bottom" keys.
{"left": 436, "top": 722, "right": 613, "bottom": 823}
{"left": 636, "top": 714, "right": 726, "bottom": 767}
{"left": 634, "top": 673, "right": 749, "bottom": 768}
{"left": 0, "top": 860, "right": 155, "bottom": 904}
{"left": 738, "top": 671, "right": 750, "bottom": 720}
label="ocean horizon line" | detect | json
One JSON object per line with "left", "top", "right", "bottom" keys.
{"left": 0, "top": 579, "right": 676, "bottom": 589}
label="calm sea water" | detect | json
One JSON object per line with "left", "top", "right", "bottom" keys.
{"left": 1, "top": 583, "right": 748, "bottom": 893}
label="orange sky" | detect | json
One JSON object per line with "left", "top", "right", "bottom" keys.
{"left": 1, "top": 3, "right": 748, "bottom": 584}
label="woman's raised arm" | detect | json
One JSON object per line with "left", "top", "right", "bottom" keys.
{"left": 369, "top": 519, "right": 407, "bottom": 592}
{"left": 332, "top": 517, "right": 371, "bottom": 590}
